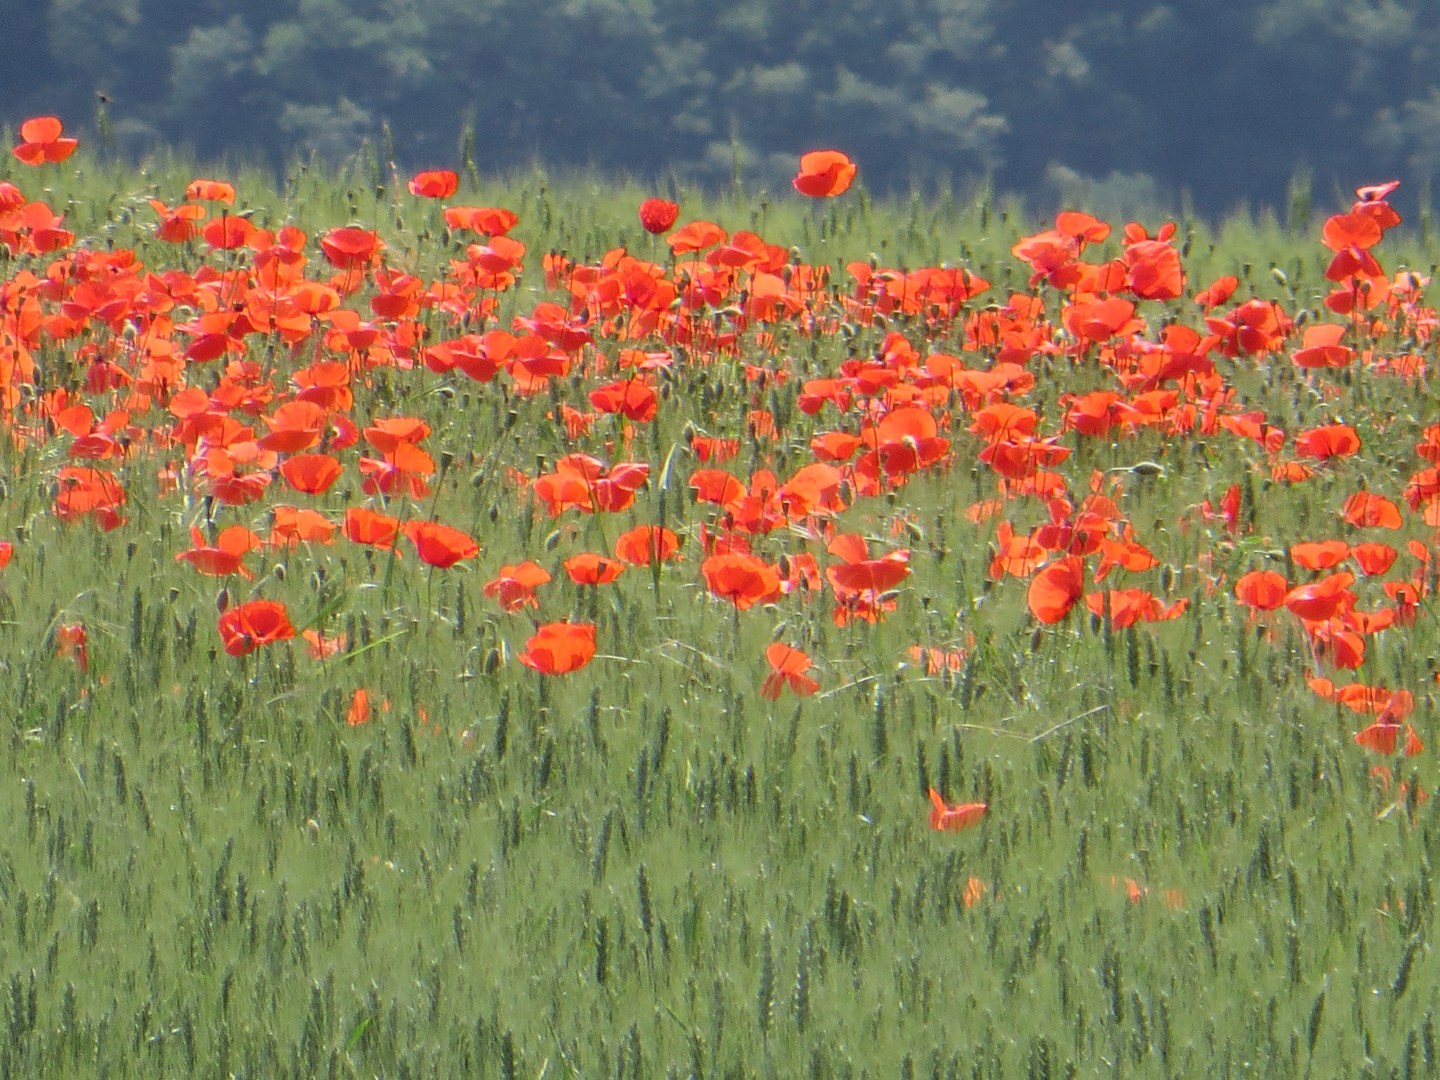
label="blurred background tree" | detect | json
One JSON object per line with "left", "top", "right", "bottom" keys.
{"left": 6, "top": 0, "right": 1440, "bottom": 219}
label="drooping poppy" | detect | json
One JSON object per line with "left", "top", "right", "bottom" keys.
{"left": 928, "top": 789, "right": 987, "bottom": 832}
{"left": 793, "top": 150, "right": 857, "bottom": 198}
{"left": 403, "top": 521, "right": 479, "bottom": 568}
{"left": 408, "top": 170, "right": 459, "bottom": 199}
{"left": 518, "top": 622, "right": 597, "bottom": 675}
{"left": 13, "top": 116, "right": 78, "bottom": 165}
{"left": 638, "top": 198, "right": 680, "bottom": 234}
{"left": 760, "top": 643, "right": 819, "bottom": 701}
{"left": 217, "top": 600, "right": 296, "bottom": 657}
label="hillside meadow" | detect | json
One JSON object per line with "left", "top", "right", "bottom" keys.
{"left": 0, "top": 127, "right": 1438, "bottom": 1078}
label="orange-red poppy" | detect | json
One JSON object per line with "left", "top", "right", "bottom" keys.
{"left": 1290, "top": 540, "right": 1350, "bottom": 570}
{"left": 408, "top": 170, "right": 459, "bottom": 199}
{"left": 700, "top": 553, "right": 781, "bottom": 610}
{"left": 518, "top": 622, "right": 597, "bottom": 675}
{"left": 1294, "top": 424, "right": 1361, "bottom": 461}
{"left": 176, "top": 525, "right": 263, "bottom": 578}
{"left": 638, "top": 198, "right": 680, "bottom": 234}
{"left": 217, "top": 599, "right": 296, "bottom": 657}
{"left": 347, "top": 688, "right": 372, "bottom": 726}
{"left": 185, "top": 179, "right": 235, "bottom": 204}
{"left": 13, "top": 116, "right": 78, "bottom": 165}
{"left": 280, "top": 452, "right": 343, "bottom": 495}
{"left": 928, "top": 789, "right": 987, "bottom": 832}
{"left": 793, "top": 151, "right": 857, "bottom": 198}
{"left": 483, "top": 561, "right": 551, "bottom": 612}
{"left": 1234, "top": 570, "right": 1289, "bottom": 611}
{"left": 403, "top": 521, "right": 479, "bottom": 568}
{"left": 1352, "top": 542, "right": 1398, "bottom": 576}
{"left": 1027, "top": 556, "right": 1085, "bottom": 624}
{"left": 564, "top": 553, "right": 625, "bottom": 585}
{"left": 1284, "top": 571, "right": 1356, "bottom": 622}
{"left": 613, "top": 525, "right": 681, "bottom": 566}
{"left": 344, "top": 507, "right": 402, "bottom": 550}
{"left": 270, "top": 507, "right": 337, "bottom": 547}
{"left": 1342, "top": 491, "right": 1403, "bottom": 529}
{"left": 56, "top": 623, "right": 88, "bottom": 672}
{"left": 302, "top": 628, "right": 347, "bottom": 659}
{"left": 760, "top": 643, "right": 819, "bottom": 700}
{"left": 1354, "top": 721, "right": 1424, "bottom": 756}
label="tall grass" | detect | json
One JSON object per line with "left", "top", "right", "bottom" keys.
{"left": 0, "top": 145, "right": 1436, "bottom": 1078}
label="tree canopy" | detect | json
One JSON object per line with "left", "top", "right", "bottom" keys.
{"left": 6, "top": 0, "right": 1440, "bottom": 215}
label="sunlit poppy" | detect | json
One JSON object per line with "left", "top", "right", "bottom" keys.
{"left": 613, "top": 526, "right": 681, "bottom": 566}
{"left": 13, "top": 116, "right": 78, "bottom": 165}
{"left": 344, "top": 507, "right": 402, "bottom": 550}
{"left": 518, "top": 622, "right": 597, "bottom": 675}
{"left": 185, "top": 179, "right": 236, "bottom": 205}
{"left": 403, "top": 521, "right": 479, "bottom": 568}
{"left": 408, "top": 170, "right": 459, "bottom": 199}
{"left": 793, "top": 150, "right": 857, "bottom": 198}
{"left": 564, "top": 553, "right": 625, "bottom": 585}
{"left": 280, "top": 452, "right": 343, "bottom": 495}
{"left": 217, "top": 599, "right": 296, "bottom": 657}
{"left": 176, "top": 525, "right": 263, "bottom": 578}
{"left": 700, "top": 553, "right": 781, "bottom": 610}
{"left": 1234, "top": 570, "right": 1289, "bottom": 611}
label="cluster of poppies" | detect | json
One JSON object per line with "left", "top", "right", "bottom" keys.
{"left": 7, "top": 116, "right": 1432, "bottom": 825}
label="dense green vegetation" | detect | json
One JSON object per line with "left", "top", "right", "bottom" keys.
{"left": 0, "top": 144, "right": 1438, "bottom": 1079}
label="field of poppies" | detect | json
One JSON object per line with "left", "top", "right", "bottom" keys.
{"left": 2, "top": 118, "right": 1440, "bottom": 1078}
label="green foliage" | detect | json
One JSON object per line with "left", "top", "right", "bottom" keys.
{"left": 0, "top": 151, "right": 1436, "bottom": 1077}
{"left": 11, "top": 0, "right": 1440, "bottom": 214}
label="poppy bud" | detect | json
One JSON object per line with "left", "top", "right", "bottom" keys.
{"left": 638, "top": 198, "right": 680, "bottom": 235}
{"left": 216, "top": 587, "right": 230, "bottom": 613}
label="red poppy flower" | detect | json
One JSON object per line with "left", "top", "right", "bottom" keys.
{"left": 344, "top": 507, "right": 402, "bottom": 550}
{"left": 185, "top": 179, "right": 236, "bottom": 204}
{"left": 700, "top": 553, "right": 781, "bottom": 610}
{"left": 1294, "top": 424, "right": 1361, "bottom": 461}
{"left": 589, "top": 379, "right": 658, "bottom": 422}
{"left": 320, "top": 227, "right": 383, "bottom": 269}
{"left": 1352, "top": 543, "right": 1399, "bottom": 576}
{"left": 1290, "top": 540, "right": 1350, "bottom": 570}
{"left": 13, "top": 116, "right": 78, "bottom": 165}
{"left": 408, "top": 170, "right": 459, "bottom": 199}
{"left": 1284, "top": 571, "right": 1356, "bottom": 622}
{"left": 1342, "top": 491, "right": 1403, "bottom": 529}
{"left": 483, "top": 561, "right": 551, "bottom": 612}
{"left": 280, "top": 452, "right": 343, "bottom": 495}
{"left": 403, "top": 521, "right": 479, "bottom": 568}
{"left": 760, "top": 643, "right": 819, "bottom": 700}
{"left": 1354, "top": 721, "right": 1424, "bottom": 757}
{"left": 793, "top": 150, "right": 857, "bottom": 198}
{"left": 176, "top": 525, "right": 263, "bottom": 578}
{"left": 443, "top": 206, "right": 519, "bottom": 235}
{"left": 0, "top": 542, "right": 12, "bottom": 569}
{"left": 56, "top": 623, "right": 88, "bottom": 672}
{"left": 518, "top": 622, "right": 597, "bottom": 675}
{"left": 928, "top": 789, "right": 987, "bottom": 832}
{"left": 1027, "top": 556, "right": 1085, "bottom": 624}
{"left": 564, "top": 553, "right": 625, "bottom": 585}
{"left": 613, "top": 525, "right": 681, "bottom": 566}
{"left": 638, "top": 198, "right": 680, "bottom": 234}
{"left": 217, "top": 600, "right": 296, "bottom": 657}
{"left": 1234, "top": 570, "right": 1289, "bottom": 611}
{"left": 347, "top": 688, "right": 371, "bottom": 726}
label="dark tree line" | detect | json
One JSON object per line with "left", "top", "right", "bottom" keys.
{"left": 6, "top": 0, "right": 1440, "bottom": 216}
